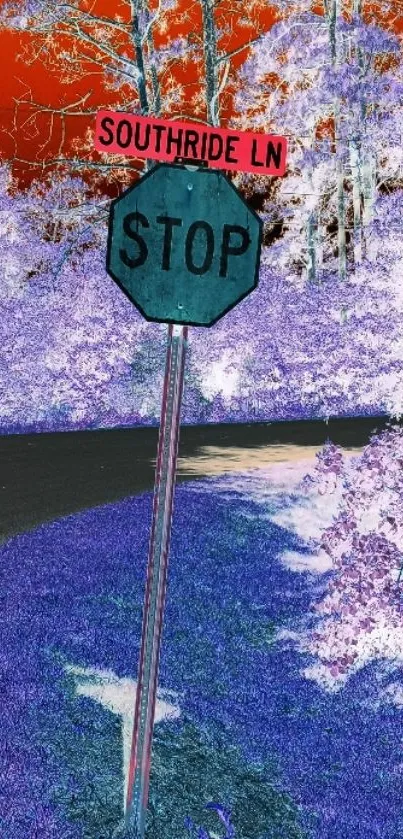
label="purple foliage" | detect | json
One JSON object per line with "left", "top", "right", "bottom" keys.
{"left": 1, "top": 164, "right": 402, "bottom": 433}
{"left": 0, "top": 1, "right": 403, "bottom": 433}
{"left": 300, "top": 425, "right": 403, "bottom": 686}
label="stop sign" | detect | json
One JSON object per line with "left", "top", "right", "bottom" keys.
{"left": 106, "top": 163, "right": 263, "bottom": 327}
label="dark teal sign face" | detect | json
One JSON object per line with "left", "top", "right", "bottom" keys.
{"left": 106, "top": 163, "right": 263, "bottom": 327}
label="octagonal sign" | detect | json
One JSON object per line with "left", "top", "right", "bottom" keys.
{"left": 106, "top": 163, "right": 263, "bottom": 327}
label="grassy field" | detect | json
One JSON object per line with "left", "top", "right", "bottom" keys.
{"left": 1, "top": 463, "right": 401, "bottom": 838}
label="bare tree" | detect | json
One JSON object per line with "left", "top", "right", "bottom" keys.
{"left": 198, "top": 0, "right": 267, "bottom": 127}
{"left": 1, "top": 0, "right": 270, "bottom": 179}
{"left": 0, "top": 1, "right": 188, "bottom": 181}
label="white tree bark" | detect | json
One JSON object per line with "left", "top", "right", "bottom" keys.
{"left": 306, "top": 132, "right": 318, "bottom": 283}
{"left": 131, "top": 2, "right": 150, "bottom": 115}
{"left": 306, "top": 210, "right": 318, "bottom": 282}
{"left": 349, "top": 138, "right": 363, "bottom": 265}
{"left": 200, "top": 0, "right": 219, "bottom": 126}
{"left": 326, "top": 0, "right": 347, "bottom": 280}
{"left": 142, "top": 3, "right": 162, "bottom": 117}
{"left": 362, "top": 152, "right": 377, "bottom": 258}
{"left": 352, "top": 0, "right": 377, "bottom": 261}
{"left": 130, "top": 0, "right": 164, "bottom": 171}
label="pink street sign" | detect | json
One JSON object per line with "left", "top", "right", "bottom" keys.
{"left": 95, "top": 110, "right": 287, "bottom": 176}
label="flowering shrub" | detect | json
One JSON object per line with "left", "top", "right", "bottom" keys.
{"left": 301, "top": 427, "right": 403, "bottom": 686}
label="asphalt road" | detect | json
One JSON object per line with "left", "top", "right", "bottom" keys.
{"left": 0, "top": 414, "right": 397, "bottom": 543}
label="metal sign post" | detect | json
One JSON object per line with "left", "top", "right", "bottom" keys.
{"left": 125, "top": 323, "right": 187, "bottom": 838}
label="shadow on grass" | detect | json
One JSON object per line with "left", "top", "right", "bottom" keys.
{"left": 2, "top": 644, "right": 307, "bottom": 839}
{"left": 48, "top": 668, "right": 307, "bottom": 839}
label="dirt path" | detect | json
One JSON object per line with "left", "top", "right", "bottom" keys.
{"left": 0, "top": 413, "right": 388, "bottom": 542}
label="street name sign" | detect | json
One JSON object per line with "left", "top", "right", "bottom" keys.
{"left": 106, "top": 162, "right": 263, "bottom": 327}
{"left": 95, "top": 110, "right": 287, "bottom": 176}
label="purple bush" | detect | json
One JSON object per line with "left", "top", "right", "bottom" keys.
{"left": 300, "top": 425, "right": 403, "bottom": 686}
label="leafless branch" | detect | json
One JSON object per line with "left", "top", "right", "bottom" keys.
{"left": 6, "top": 155, "right": 143, "bottom": 173}
{"left": 57, "top": 3, "right": 132, "bottom": 35}
{"left": 15, "top": 92, "right": 96, "bottom": 116}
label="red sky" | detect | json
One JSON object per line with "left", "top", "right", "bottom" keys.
{"left": 0, "top": 0, "right": 277, "bottom": 186}
{"left": 0, "top": 1, "right": 401, "bottom": 187}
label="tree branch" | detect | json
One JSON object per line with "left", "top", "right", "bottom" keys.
{"left": 58, "top": 3, "right": 132, "bottom": 35}
{"left": 71, "top": 20, "right": 139, "bottom": 76}
{"left": 7, "top": 155, "right": 144, "bottom": 172}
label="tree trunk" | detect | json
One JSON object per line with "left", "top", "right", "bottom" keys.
{"left": 131, "top": 1, "right": 163, "bottom": 171}
{"left": 142, "top": 1, "right": 162, "bottom": 116}
{"left": 200, "top": 0, "right": 219, "bottom": 126}
{"left": 317, "top": 210, "right": 323, "bottom": 274}
{"left": 349, "top": 138, "right": 362, "bottom": 266}
{"left": 336, "top": 151, "right": 347, "bottom": 279}
{"left": 355, "top": 0, "right": 366, "bottom": 260}
{"left": 327, "top": 0, "right": 347, "bottom": 280}
{"left": 146, "top": 35, "right": 162, "bottom": 116}
{"left": 131, "top": 4, "right": 149, "bottom": 115}
{"left": 362, "top": 153, "right": 376, "bottom": 258}
{"left": 353, "top": 0, "right": 376, "bottom": 260}
{"left": 306, "top": 137, "right": 318, "bottom": 283}
{"left": 307, "top": 210, "right": 318, "bottom": 283}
